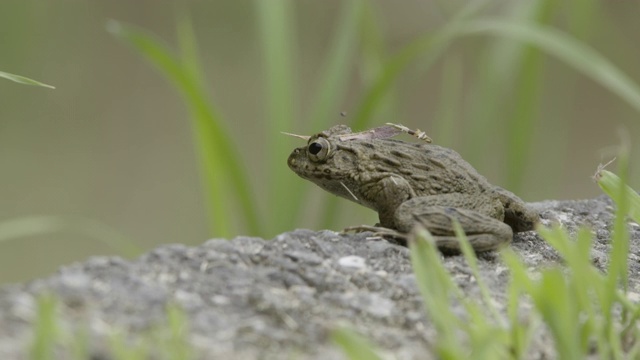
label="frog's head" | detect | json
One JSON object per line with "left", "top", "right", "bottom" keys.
{"left": 286, "top": 129, "right": 365, "bottom": 206}
{"left": 285, "top": 123, "right": 427, "bottom": 208}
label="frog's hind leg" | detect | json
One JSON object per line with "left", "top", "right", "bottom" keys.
{"left": 396, "top": 205, "right": 513, "bottom": 253}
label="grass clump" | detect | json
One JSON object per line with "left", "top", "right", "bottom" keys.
{"left": 336, "top": 162, "right": 639, "bottom": 358}
{"left": 28, "top": 300, "right": 193, "bottom": 360}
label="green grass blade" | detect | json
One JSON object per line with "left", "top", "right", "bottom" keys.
{"left": 29, "top": 294, "right": 58, "bottom": 360}
{"left": 357, "top": 3, "right": 386, "bottom": 88}
{"left": 505, "top": 39, "right": 546, "bottom": 192}
{"left": 433, "top": 54, "right": 462, "bottom": 147}
{"left": 453, "top": 221, "right": 503, "bottom": 325}
{"left": 457, "top": 20, "right": 640, "bottom": 115}
{"left": 409, "top": 228, "right": 465, "bottom": 358}
{"left": 306, "top": 0, "right": 364, "bottom": 230}
{"left": 319, "top": 196, "right": 343, "bottom": 231}
{"left": 308, "top": 0, "right": 364, "bottom": 130}
{"left": 597, "top": 142, "right": 632, "bottom": 308}
{"left": 176, "top": 10, "right": 206, "bottom": 88}
{"left": 106, "top": 20, "right": 229, "bottom": 236}
{"left": 536, "top": 270, "right": 584, "bottom": 359}
{"left": 0, "top": 216, "right": 140, "bottom": 257}
{"left": 332, "top": 327, "right": 382, "bottom": 360}
{"left": 109, "top": 331, "right": 149, "bottom": 360}
{"left": 107, "top": 20, "right": 263, "bottom": 236}
{"left": 350, "top": 0, "right": 490, "bottom": 130}
{"left": 0, "top": 70, "right": 55, "bottom": 89}
{"left": 465, "top": 0, "right": 553, "bottom": 173}
{"left": 596, "top": 169, "right": 640, "bottom": 225}
{"left": 255, "top": 0, "right": 299, "bottom": 235}
{"left": 165, "top": 304, "right": 192, "bottom": 360}
{"left": 318, "top": 1, "right": 390, "bottom": 230}
{"left": 567, "top": 0, "right": 599, "bottom": 40}
{"left": 505, "top": 276, "right": 537, "bottom": 359}
{"left": 357, "top": 1, "right": 396, "bottom": 120}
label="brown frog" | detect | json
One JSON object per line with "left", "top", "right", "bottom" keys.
{"left": 286, "top": 124, "right": 539, "bottom": 252}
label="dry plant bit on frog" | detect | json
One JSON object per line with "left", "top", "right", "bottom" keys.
{"left": 286, "top": 123, "right": 539, "bottom": 253}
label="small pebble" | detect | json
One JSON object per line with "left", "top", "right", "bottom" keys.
{"left": 338, "top": 255, "right": 366, "bottom": 269}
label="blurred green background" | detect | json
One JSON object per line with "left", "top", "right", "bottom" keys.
{"left": 1, "top": 0, "right": 639, "bottom": 283}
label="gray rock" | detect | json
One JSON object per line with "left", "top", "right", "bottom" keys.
{"left": 0, "top": 196, "right": 638, "bottom": 359}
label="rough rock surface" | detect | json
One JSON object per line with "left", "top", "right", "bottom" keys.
{"left": 0, "top": 196, "right": 639, "bottom": 359}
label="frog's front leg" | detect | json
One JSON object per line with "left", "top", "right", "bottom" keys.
{"left": 392, "top": 195, "right": 513, "bottom": 253}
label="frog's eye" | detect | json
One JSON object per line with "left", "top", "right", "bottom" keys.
{"left": 307, "top": 137, "right": 330, "bottom": 161}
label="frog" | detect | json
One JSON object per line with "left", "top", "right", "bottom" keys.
{"left": 286, "top": 123, "right": 539, "bottom": 253}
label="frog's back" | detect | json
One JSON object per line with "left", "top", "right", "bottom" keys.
{"left": 369, "top": 139, "right": 492, "bottom": 196}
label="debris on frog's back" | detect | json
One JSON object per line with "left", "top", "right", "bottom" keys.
{"left": 321, "top": 124, "right": 352, "bottom": 137}
{"left": 338, "top": 123, "right": 432, "bottom": 143}
{"left": 337, "top": 125, "right": 403, "bottom": 142}
{"left": 385, "top": 123, "right": 432, "bottom": 143}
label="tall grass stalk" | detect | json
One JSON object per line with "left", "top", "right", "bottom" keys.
{"left": 464, "top": 0, "right": 552, "bottom": 177}
{"left": 165, "top": 304, "right": 193, "bottom": 360}
{"left": 503, "top": 0, "right": 556, "bottom": 192}
{"left": 107, "top": 18, "right": 262, "bottom": 237}
{"left": 308, "top": 0, "right": 364, "bottom": 132}
{"left": 434, "top": 54, "right": 462, "bottom": 147}
{"left": 286, "top": 1, "right": 365, "bottom": 230}
{"left": 255, "top": 0, "right": 299, "bottom": 236}
{"left": 29, "top": 295, "right": 58, "bottom": 360}
{"left": 318, "top": 1, "right": 384, "bottom": 229}
{"left": 350, "top": 0, "right": 490, "bottom": 131}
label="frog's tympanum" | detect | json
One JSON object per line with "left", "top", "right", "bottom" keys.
{"left": 287, "top": 124, "right": 539, "bottom": 253}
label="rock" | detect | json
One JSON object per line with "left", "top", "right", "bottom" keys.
{"left": 0, "top": 196, "right": 638, "bottom": 359}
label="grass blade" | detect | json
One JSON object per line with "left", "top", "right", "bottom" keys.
{"left": 305, "top": 0, "right": 365, "bottom": 230}
{"left": 107, "top": 20, "right": 263, "bottom": 236}
{"left": 165, "top": 304, "right": 192, "bottom": 360}
{"left": 457, "top": 20, "right": 640, "bottom": 115}
{"left": 29, "top": 295, "right": 58, "bottom": 360}
{"left": 0, "top": 215, "right": 140, "bottom": 257}
{"left": 596, "top": 141, "right": 632, "bottom": 314}
{"left": 453, "top": 221, "right": 503, "bottom": 325}
{"left": 596, "top": 169, "right": 640, "bottom": 225}
{"left": 357, "top": 1, "right": 396, "bottom": 120}
{"left": 318, "top": 1, "right": 389, "bottom": 230}
{"left": 255, "top": 0, "right": 299, "bottom": 235}
{"left": 0, "top": 70, "right": 55, "bottom": 89}
{"left": 332, "top": 327, "right": 382, "bottom": 360}
{"left": 350, "top": 0, "right": 490, "bottom": 130}
{"left": 176, "top": 11, "right": 204, "bottom": 82}
{"left": 308, "top": 0, "right": 364, "bottom": 131}
{"left": 409, "top": 228, "right": 465, "bottom": 358}
{"left": 434, "top": 54, "right": 462, "bottom": 146}
{"left": 465, "top": 1, "right": 553, "bottom": 173}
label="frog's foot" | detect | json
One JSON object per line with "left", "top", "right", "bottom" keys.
{"left": 342, "top": 225, "right": 408, "bottom": 245}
